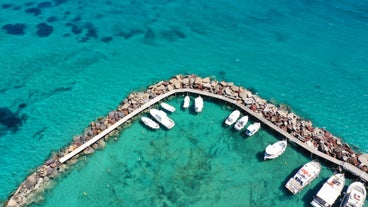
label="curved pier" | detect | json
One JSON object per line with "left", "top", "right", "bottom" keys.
{"left": 6, "top": 74, "right": 368, "bottom": 207}
{"left": 58, "top": 88, "right": 368, "bottom": 182}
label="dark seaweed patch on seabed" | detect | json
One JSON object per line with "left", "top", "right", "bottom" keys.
{"left": 52, "top": 0, "right": 67, "bottom": 6}
{"left": 2, "top": 3, "right": 14, "bottom": 9}
{"left": 25, "top": 2, "right": 35, "bottom": 6}
{"left": 38, "top": 1, "right": 53, "bottom": 9}
{"left": 0, "top": 107, "right": 26, "bottom": 133}
{"left": 144, "top": 28, "right": 155, "bottom": 44}
{"left": 68, "top": 23, "right": 82, "bottom": 35}
{"left": 25, "top": 7, "right": 41, "bottom": 16}
{"left": 115, "top": 29, "right": 144, "bottom": 39}
{"left": 77, "top": 22, "right": 98, "bottom": 43}
{"left": 47, "top": 16, "right": 58, "bottom": 22}
{"left": 33, "top": 127, "right": 47, "bottom": 140}
{"left": 72, "top": 16, "right": 82, "bottom": 22}
{"left": 160, "top": 29, "right": 186, "bottom": 41}
{"left": 101, "top": 36, "right": 113, "bottom": 43}
{"left": 85, "top": 22, "right": 98, "bottom": 38}
{"left": 2, "top": 23, "right": 26, "bottom": 35}
{"left": 36, "top": 23, "right": 53, "bottom": 37}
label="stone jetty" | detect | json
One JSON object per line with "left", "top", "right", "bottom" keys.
{"left": 5, "top": 74, "right": 368, "bottom": 207}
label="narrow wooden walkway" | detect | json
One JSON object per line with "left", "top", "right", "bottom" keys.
{"left": 59, "top": 88, "right": 368, "bottom": 182}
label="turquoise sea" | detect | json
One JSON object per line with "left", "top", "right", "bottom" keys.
{"left": 1, "top": 0, "right": 367, "bottom": 206}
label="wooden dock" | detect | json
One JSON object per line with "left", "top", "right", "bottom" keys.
{"left": 58, "top": 88, "right": 368, "bottom": 182}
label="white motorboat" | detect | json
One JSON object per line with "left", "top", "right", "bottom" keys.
{"left": 245, "top": 122, "right": 261, "bottom": 136}
{"left": 311, "top": 173, "right": 345, "bottom": 207}
{"left": 234, "top": 115, "right": 248, "bottom": 130}
{"left": 141, "top": 117, "right": 160, "bottom": 129}
{"left": 160, "top": 102, "right": 176, "bottom": 112}
{"left": 285, "top": 160, "right": 321, "bottom": 194}
{"left": 339, "top": 181, "right": 366, "bottom": 207}
{"left": 183, "top": 95, "right": 190, "bottom": 109}
{"left": 149, "top": 109, "right": 175, "bottom": 129}
{"left": 264, "top": 140, "right": 287, "bottom": 160}
{"left": 225, "top": 110, "right": 240, "bottom": 126}
{"left": 194, "top": 96, "right": 203, "bottom": 113}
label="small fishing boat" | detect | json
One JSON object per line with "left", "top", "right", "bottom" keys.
{"left": 311, "top": 173, "right": 345, "bottom": 207}
{"left": 339, "top": 181, "right": 366, "bottom": 207}
{"left": 183, "top": 95, "right": 190, "bottom": 109}
{"left": 245, "top": 122, "right": 261, "bottom": 136}
{"left": 141, "top": 117, "right": 160, "bottom": 129}
{"left": 285, "top": 160, "right": 321, "bottom": 194}
{"left": 194, "top": 96, "right": 203, "bottom": 113}
{"left": 225, "top": 110, "right": 240, "bottom": 126}
{"left": 234, "top": 115, "right": 248, "bottom": 130}
{"left": 160, "top": 102, "right": 176, "bottom": 112}
{"left": 149, "top": 109, "right": 175, "bottom": 129}
{"left": 264, "top": 140, "right": 287, "bottom": 160}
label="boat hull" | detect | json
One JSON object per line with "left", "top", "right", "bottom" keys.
{"left": 310, "top": 173, "right": 345, "bottom": 207}
{"left": 264, "top": 140, "right": 287, "bottom": 160}
{"left": 194, "top": 96, "right": 203, "bottom": 113}
{"left": 141, "top": 117, "right": 160, "bottom": 129}
{"left": 183, "top": 96, "right": 190, "bottom": 109}
{"left": 234, "top": 116, "right": 248, "bottom": 130}
{"left": 161, "top": 102, "right": 176, "bottom": 112}
{"left": 225, "top": 110, "right": 240, "bottom": 126}
{"left": 339, "top": 182, "right": 367, "bottom": 207}
{"left": 285, "top": 161, "right": 321, "bottom": 194}
{"left": 245, "top": 122, "right": 261, "bottom": 136}
{"left": 149, "top": 109, "right": 175, "bottom": 129}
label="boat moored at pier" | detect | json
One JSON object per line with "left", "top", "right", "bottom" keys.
{"left": 310, "top": 173, "right": 345, "bottom": 207}
{"left": 264, "top": 140, "right": 287, "bottom": 160}
{"left": 149, "top": 109, "right": 175, "bottom": 129}
{"left": 183, "top": 95, "right": 190, "bottom": 109}
{"left": 160, "top": 102, "right": 176, "bottom": 112}
{"left": 194, "top": 96, "right": 203, "bottom": 113}
{"left": 285, "top": 160, "right": 321, "bottom": 194}
{"left": 234, "top": 115, "right": 248, "bottom": 130}
{"left": 225, "top": 110, "right": 240, "bottom": 126}
{"left": 245, "top": 122, "right": 261, "bottom": 136}
{"left": 339, "top": 181, "right": 366, "bottom": 207}
{"left": 141, "top": 117, "right": 160, "bottom": 129}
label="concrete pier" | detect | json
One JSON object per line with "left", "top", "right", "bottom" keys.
{"left": 58, "top": 88, "right": 368, "bottom": 182}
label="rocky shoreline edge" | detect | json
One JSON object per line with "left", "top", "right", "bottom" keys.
{"left": 5, "top": 74, "right": 368, "bottom": 206}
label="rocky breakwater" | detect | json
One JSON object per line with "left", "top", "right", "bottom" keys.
{"left": 6, "top": 90, "right": 152, "bottom": 206}
{"left": 151, "top": 75, "right": 367, "bottom": 172}
{"left": 6, "top": 74, "right": 367, "bottom": 207}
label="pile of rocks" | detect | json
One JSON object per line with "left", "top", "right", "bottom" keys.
{"left": 143, "top": 74, "right": 365, "bottom": 169}
{"left": 6, "top": 74, "right": 366, "bottom": 207}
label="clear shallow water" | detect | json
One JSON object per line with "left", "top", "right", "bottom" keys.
{"left": 30, "top": 99, "right": 336, "bottom": 207}
{"left": 0, "top": 0, "right": 367, "bottom": 206}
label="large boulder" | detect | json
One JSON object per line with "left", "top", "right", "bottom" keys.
{"left": 6, "top": 198, "right": 18, "bottom": 207}
{"left": 202, "top": 77, "right": 210, "bottom": 83}
{"left": 203, "top": 82, "right": 212, "bottom": 89}
{"left": 182, "top": 78, "right": 189, "bottom": 85}
{"left": 24, "top": 173, "right": 38, "bottom": 189}
{"left": 194, "top": 77, "right": 203, "bottom": 85}
{"left": 174, "top": 81, "right": 181, "bottom": 89}
{"left": 224, "top": 87, "right": 233, "bottom": 96}
{"left": 230, "top": 85, "right": 239, "bottom": 92}
{"left": 83, "top": 147, "right": 95, "bottom": 155}
{"left": 167, "top": 84, "right": 174, "bottom": 91}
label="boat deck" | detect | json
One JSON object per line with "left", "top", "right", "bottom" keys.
{"left": 285, "top": 178, "right": 304, "bottom": 194}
